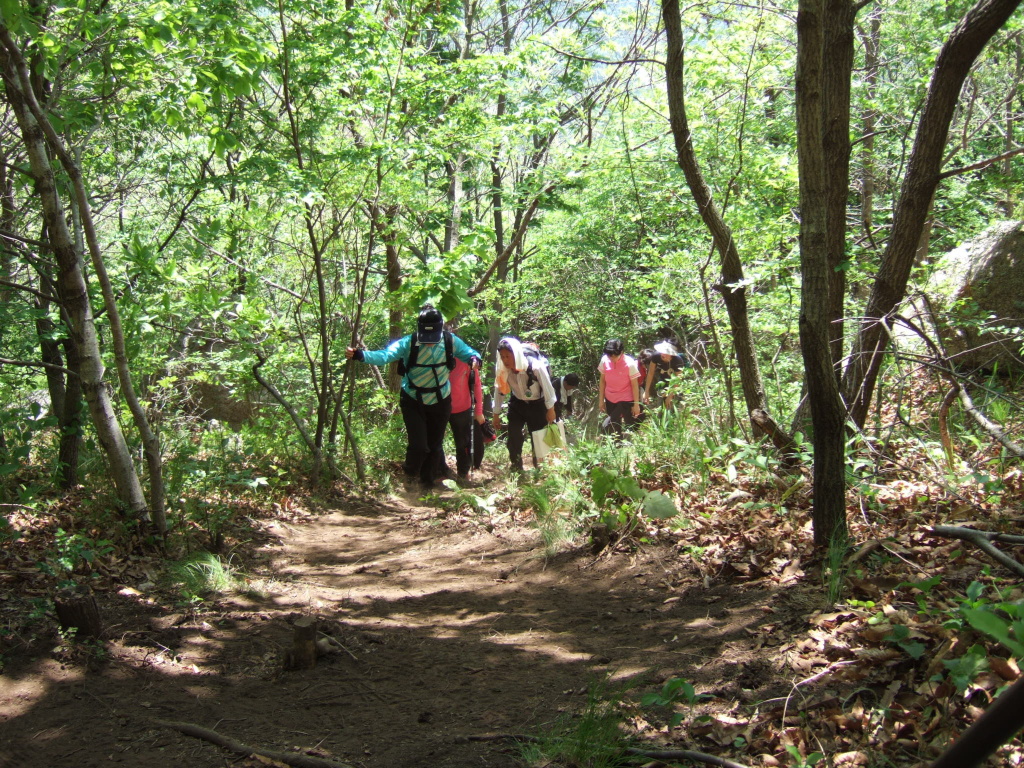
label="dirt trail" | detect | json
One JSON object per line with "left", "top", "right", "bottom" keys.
{"left": 0, "top": 482, "right": 791, "bottom": 768}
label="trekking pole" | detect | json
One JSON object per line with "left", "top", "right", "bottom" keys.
{"left": 468, "top": 368, "right": 476, "bottom": 474}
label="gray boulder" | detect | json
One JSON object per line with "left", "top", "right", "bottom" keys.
{"left": 926, "top": 221, "right": 1024, "bottom": 373}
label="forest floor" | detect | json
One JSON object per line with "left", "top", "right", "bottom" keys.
{"left": 1, "top": 451, "right": 1023, "bottom": 768}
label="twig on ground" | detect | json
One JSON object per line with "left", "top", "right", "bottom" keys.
{"left": 460, "top": 732, "right": 539, "bottom": 743}
{"left": 157, "top": 720, "right": 353, "bottom": 768}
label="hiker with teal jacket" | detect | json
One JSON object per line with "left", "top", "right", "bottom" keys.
{"left": 346, "top": 305, "right": 480, "bottom": 489}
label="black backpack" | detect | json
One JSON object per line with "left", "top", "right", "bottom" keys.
{"left": 522, "top": 346, "right": 552, "bottom": 389}
{"left": 398, "top": 330, "right": 456, "bottom": 400}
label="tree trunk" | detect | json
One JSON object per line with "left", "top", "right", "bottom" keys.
{"left": 443, "top": 155, "right": 464, "bottom": 253}
{"left": 36, "top": 268, "right": 84, "bottom": 488}
{"left": 822, "top": 0, "right": 854, "bottom": 370}
{"left": 0, "top": 34, "right": 149, "bottom": 521}
{"left": 795, "top": 0, "right": 851, "bottom": 547}
{"left": 661, "top": 0, "right": 769, "bottom": 432}
{"left": 842, "top": 0, "right": 1023, "bottom": 429}
{"left": 999, "top": 33, "right": 1022, "bottom": 216}
{"left": 857, "top": 8, "right": 881, "bottom": 247}
{"left": 382, "top": 205, "right": 403, "bottom": 393}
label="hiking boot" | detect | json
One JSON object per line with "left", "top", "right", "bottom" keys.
{"left": 456, "top": 474, "right": 480, "bottom": 489}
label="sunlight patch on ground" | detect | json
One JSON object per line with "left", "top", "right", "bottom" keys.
{"left": 0, "top": 661, "right": 81, "bottom": 718}
{"left": 484, "top": 630, "right": 602, "bottom": 664}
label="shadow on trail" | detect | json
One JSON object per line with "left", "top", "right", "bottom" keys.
{"left": 0, "top": 492, "right": 801, "bottom": 768}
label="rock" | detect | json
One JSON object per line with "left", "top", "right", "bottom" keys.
{"left": 926, "top": 221, "right": 1024, "bottom": 373}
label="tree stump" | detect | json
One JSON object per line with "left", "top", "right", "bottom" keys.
{"left": 284, "top": 615, "right": 318, "bottom": 671}
{"left": 54, "top": 587, "right": 103, "bottom": 639}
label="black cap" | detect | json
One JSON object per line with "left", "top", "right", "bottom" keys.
{"left": 417, "top": 305, "right": 444, "bottom": 344}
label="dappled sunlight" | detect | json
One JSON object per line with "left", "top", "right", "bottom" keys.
{"left": 0, "top": 659, "right": 80, "bottom": 719}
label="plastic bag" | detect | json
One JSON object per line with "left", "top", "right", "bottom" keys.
{"left": 531, "top": 422, "right": 567, "bottom": 462}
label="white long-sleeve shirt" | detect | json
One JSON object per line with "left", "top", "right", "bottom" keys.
{"left": 492, "top": 338, "right": 557, "bottom": 412}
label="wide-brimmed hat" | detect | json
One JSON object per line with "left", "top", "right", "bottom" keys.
{"left": 417, "top": 305, "right": 444, "bottom": 343}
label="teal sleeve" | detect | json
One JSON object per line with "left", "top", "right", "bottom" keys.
{"left": 361, "top": 335, "right": 410, "bottom": 367}
{"left": 452, "top": 335, "right": 481, "bottom": 364}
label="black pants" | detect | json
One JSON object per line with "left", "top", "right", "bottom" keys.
{"left": 449, "top": 408, "right": 477, "bottom": 476}
{"left": 435, "top": 411, "right": 487, "bottom": 478}
{"left": 602, "top": 399, "right": 638, "bottom": 436}
{"left": 472, "top": 422, "right": 486, "bottom": 469}
{"left": 506, "top": 396, "right": 549, "bottom": 470}
{"left": 400, "top": 391, "right": 452, "bottom": 485}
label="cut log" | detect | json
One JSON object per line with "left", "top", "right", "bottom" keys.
{"left": 54, "top": 587, "right": 103, "bottom": 638}
{"left": 285, "top": 615, "right": 318, "bottom": 670}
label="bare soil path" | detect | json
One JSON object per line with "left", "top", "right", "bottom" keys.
{"left": 0, "top": 479, "right": 799, "bottom": 768}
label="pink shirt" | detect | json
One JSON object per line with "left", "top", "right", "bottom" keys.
{"left": 599, "top": 354, "right": 640, "bottom": 403}
{"left": 449, "top": 359, "right": 484, "bottom": 416}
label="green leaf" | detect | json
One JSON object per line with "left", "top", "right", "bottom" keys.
{"left": 591, "top": 466, "right": 617, "bottom": 506}
{"left": 643, "top": 491, "right": 677, "bottom": 520}
{"left": 186, "top": 92, "right": 207, "bottom": 114}
{"left": 964, "top": 608, "right": 1024, "bottom": 656}
{"left": 615, "top": 476, "right": 646, "bottom": 501}
{"left": 943, "top": 644, "right": 989, "bottom": 693}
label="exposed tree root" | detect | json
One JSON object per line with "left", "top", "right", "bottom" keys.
{"left": 461, "top": 733, "right": 753, "bottom": 768}
{"left": 625, "top": 746, "right": 753, "bottom": 768}
{"left": 158, "top": 720, "right": 353, "bottom": 768}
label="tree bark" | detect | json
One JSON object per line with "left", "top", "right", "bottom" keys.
{"left": 822, "top": 0, "right": 855, "bottom": 368}
{"left": 857, "top": 8, "right": 881, "bottom": 246}
{"left": 842, "top": 0, "right": 1023, "bottom": 428}
{"left": 795, "top": 0, "right": 852, "bottom": 546}
{"left": 36, "top": 267, "right": 85, "bottom": 488}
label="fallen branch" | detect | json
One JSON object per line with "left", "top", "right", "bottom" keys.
{"left": 157, "top": 720, "right": 353, "bottom": 768}
{"left": 929, "top": 526, "right": 1024, "bottom": 578}
{"left": 956, "top": 385, "right": 1024, "bottom": 459}
{"left": 626, "top": 747, "right": 752, "bottom": 768}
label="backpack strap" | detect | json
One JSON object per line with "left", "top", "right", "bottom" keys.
{"left": 444, "top": 330, "right": 455, "bottom": 371}
{"left": 403, "top": 331, "right": 455, "bottom": 402}
{"left": 397, "top": 334, "right": 420, "bottom": 377}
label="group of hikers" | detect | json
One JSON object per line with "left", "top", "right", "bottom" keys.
{"left": 345, "top": 305, "right": 686, "bottom": 490}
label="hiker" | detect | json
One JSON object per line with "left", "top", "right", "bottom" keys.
{"left": 492, "top": 337, "right": 556, "bottom": 473}
{"left": 553, "top": 372, "right": 580, "bottom": 421}
{"left": 642, "top": 341, "right": 687, "bottom": 409}
{"left": 346, "top": 305, "right": 480, "bottom": 489}
{"left": 598, "top": 339, "right": 641, "bottom": 435}
{"left": 444, "top": 355, "right": 486, "bottom": 484}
